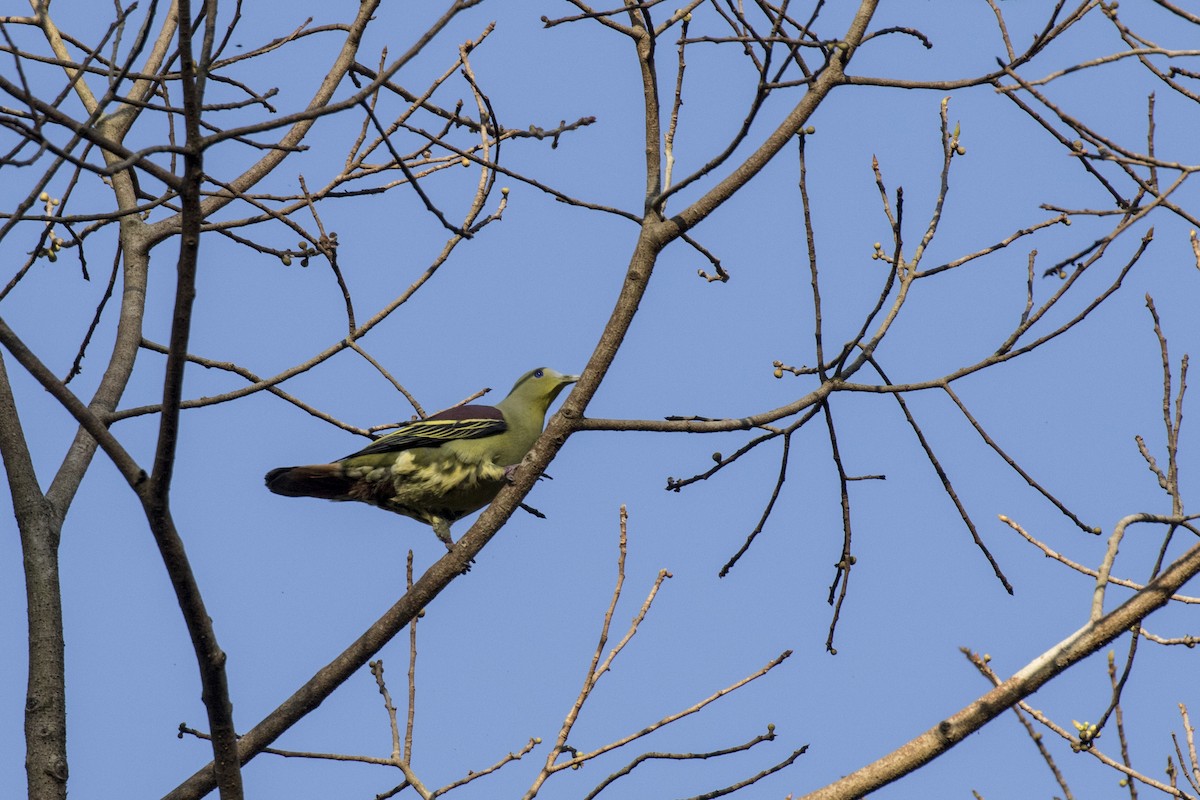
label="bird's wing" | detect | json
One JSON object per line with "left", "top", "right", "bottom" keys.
{"left": 341, "top": 404, "right": 506, "bottom": 459}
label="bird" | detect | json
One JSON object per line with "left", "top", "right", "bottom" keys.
{"left": 264, "top": 367, "right": 578, "bottom": 547}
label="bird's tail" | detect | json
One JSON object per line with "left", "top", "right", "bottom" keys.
{"left": 265, "top": 464, "right": 353, "bottom": 500}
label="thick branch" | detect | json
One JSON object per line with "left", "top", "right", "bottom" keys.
{"left": 0, "top": 352, "right": 67, "bottom": 800}
{"left": 143, "top": 1, "right": 242, "bottom": 796}
{"left": 800, "top": 532, "right": 1200, "bottom": 800}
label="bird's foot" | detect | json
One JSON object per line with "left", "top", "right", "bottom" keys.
{"left": 432, "top": 521, "right": 455, "bottom": 550}
{"left": 504, "top": 464, "right": 553, "bottom": 484}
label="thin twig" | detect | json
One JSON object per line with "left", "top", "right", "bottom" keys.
{"left": 998, "top": 515, "right": 1200, "bottom": 604}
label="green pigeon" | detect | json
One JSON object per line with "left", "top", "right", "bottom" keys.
{"left": 265, "top": 367, "right": 578, "bottom": 547}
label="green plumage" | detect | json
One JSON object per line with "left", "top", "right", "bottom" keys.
{"left": 265, "top": 367, "right": 578, "bottom": 547}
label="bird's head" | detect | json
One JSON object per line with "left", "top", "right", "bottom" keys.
{"left": 499, "top": 367, "right": 579, "bottom": 415}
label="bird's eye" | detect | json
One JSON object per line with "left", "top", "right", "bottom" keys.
{"left": 534, "top": 369, "right": 544, "bottom": 378}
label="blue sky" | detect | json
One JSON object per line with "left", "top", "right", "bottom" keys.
{"left": 3, "top": 2, "right": 1199, "bottom": 798}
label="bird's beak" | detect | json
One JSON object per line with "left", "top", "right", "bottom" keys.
{"left": 563, "top": 374, "right": 580, "bottom": 384}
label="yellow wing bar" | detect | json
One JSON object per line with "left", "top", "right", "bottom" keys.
{"left": 342, "top": 405, "right": 506, "bottom": 459}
